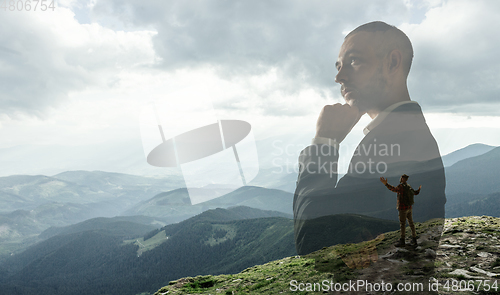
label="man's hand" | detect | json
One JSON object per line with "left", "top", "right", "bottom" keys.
{"left": 316, "top": 103, "right": 362, "bottom": 142}
{"left": 418, "top": 185, "right": 422, "bottom": 190}
{"left": 379, "top": 177, "right": 388, "bottom": 185}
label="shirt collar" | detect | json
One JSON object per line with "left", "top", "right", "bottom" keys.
{"left": 363, "top": 101, "right": 419, "bottom": 135}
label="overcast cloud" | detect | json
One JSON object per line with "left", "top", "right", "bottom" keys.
{"left": 0, "top": 5, "right": 156, "bottom": 117}
{"left": 91, "top": 0, "right": 408, "bottom": 98}
{"left": 88, "top": 0, "right": 500, "bottom": 115}
{"left": 404, "top": 0, "right": 500, "bottom": 114}
{"left": 3, "top": 0, "right": 500, "bottom": 118}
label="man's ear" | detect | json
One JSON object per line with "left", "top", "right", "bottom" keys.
{"left": 388, "top": 49, "right": 402, "bottom": 74}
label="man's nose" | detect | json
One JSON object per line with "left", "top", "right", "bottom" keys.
{"left": 335, "top": 65, "right": 348, "bottom": 84}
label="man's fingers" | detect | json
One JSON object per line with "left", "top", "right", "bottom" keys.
{"left": 340, "top": 104, "right": 362, "bottom": 126}
{"left": 321, "top": 103, "right": 342, "bottom": 111}
{"left": 316, "top": 103, "right": 363, "bottom": 141}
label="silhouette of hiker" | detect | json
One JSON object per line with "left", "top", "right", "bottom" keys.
{"left": 380, "top": 174, "right": 421, "bottom": 247}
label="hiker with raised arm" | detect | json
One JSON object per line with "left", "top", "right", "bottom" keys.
{"left": 380, "top": 174, "right": 422, "bottom": 247}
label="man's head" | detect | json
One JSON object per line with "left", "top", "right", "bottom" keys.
{"left": 400, "top": 174, "right": 409, "bottom": 183}
{"left": 335, "top": 21, "right": 414, "bottom": 117}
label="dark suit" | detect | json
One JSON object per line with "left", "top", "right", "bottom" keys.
{"left": 293, "top": 102, "right": 446, "bottom": 255}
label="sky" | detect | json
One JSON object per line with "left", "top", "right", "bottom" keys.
{"left": 1, "top": 0, "right": 500, "bottom": 176}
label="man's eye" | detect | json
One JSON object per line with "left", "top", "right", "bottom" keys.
{"left": 350, "top": 58, "right": 359, "bottom": 65}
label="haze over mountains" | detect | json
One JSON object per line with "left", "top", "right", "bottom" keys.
{"left": 0, "top": 171, "right": 181, "bottom": 257}
{"left": 0, "top": 171, "right": 294, "bottom": 258}
{"left": 0, "top": 142, "right": 498, "bottom": 256}
{"left": 124, "top": 186, "right": 293, "bottom": 219}
{"left": 0, "top": 133, "right": 312, "bottom": 177}
{"left": 0, "top": 140, "right": 172, "bottom": 178}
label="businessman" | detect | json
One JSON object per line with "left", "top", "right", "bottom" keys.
{"left": 293, "top": 21, "right": 446, "bottom": 255}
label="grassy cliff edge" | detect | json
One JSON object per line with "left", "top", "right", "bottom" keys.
{"left": 153, "top": 216, "right": 500, "bottom": 295}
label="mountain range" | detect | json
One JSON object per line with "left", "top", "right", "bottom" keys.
{"left": 442, "top": 146, "right": 500, "bottom": 219}
{"left": 0, "top": 206, "right": 296, "bottom": 295}
{"left": 440, "top": 143, "right": 495, "bottom": 167}
{"left": 0, "top": 170, "right": 182, "bottom": 257}
{"left": 123, "top": 185, "right": 293, "bottom": 220}
{"left": 445, "top": 146, "right": 500, "bottom": 195}
{"left": 1, "top": 142, "right": 499, "bottom": 259}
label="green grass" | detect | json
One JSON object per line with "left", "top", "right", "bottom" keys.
{"left": 154, "top": 255, "right": 332, "bottom": 295}
{"left": 151, "top": 216, "right": 500, "bottom": 295}
{"left": 204, "top": 224, "right": 237, "bottom": 246}
{"left": 123, "top": 230, "right": 169, "bottom": 256}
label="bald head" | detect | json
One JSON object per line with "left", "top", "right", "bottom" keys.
{"left": 346, "top": 21, "right": 414, "bottom": 78}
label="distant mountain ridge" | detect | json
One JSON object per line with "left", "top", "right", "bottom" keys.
{"left": 0, "top": 171, "right": 182, "bottom": 213}
{"left": 445, "top": 146, "right": 500, "bottom": 195}
{"left": 0, "top": 140, "right": 184, "bottom": 177}
{"left": 38, "top": 216, "right": 161, "bottom": 240}
{"left": 0, "top": 174, "right": 115, "bottom": 212}
{"left": 0, "top": 170, "right": 182, "bottom": 258}
{"left": 124, "top": 186, "right": 294, "bottom": 220}
{"left": 441, "top": 143, "right": 495, "bottom": 167}
{"left": 442, "top": 145, "right": 500, "bottom": 217}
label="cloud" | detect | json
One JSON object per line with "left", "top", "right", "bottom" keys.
{"left": 403, "top": 0, "right": 500, "bottom": 114}
{"left": 91, "top": 0, "right": 500, "bottom": 116}
{"left": 0, "top": 7, "right": 156, "bottom": 117}
{"left": 92, "top": 0, "right": 409, "bottom": 96}
{"left": 4, "top": 0, "right": 499, "bottom": 120}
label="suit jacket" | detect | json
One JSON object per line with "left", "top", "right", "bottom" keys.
{"left": 293, "top": 102, "right": 446, "bottom": 255}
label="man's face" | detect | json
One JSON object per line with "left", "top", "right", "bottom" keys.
{"left": 400, "top": 176, "right": 407, "bottom": 183}
{"left": 335, "top": 32, "right": 388, "bottom": 113}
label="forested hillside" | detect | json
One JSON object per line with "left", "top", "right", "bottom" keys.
{"left": 0, "top": 206, "right": 296, "bottom": 295}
